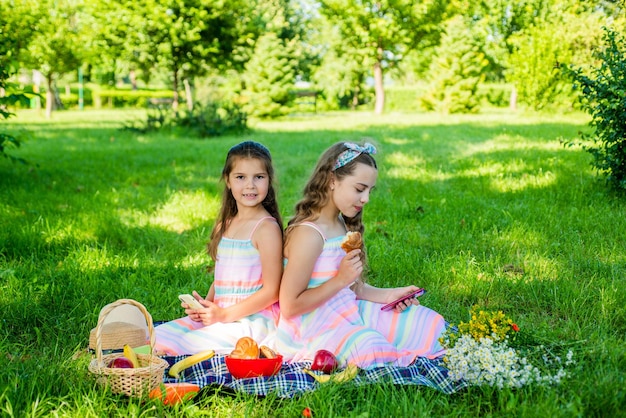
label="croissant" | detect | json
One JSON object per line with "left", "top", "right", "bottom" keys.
{"left": 229, "top": 336, "right": 259, "bottom": 359}
{"left": 341, "top": 231, "right": 363, "bottom": 253}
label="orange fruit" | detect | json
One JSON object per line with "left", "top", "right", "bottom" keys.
{"left": 149, "top": 383, "right": 200, "bottom": 405}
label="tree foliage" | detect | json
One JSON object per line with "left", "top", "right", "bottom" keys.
{"left": 310, "top": 18, "right": 371, "bottom": 110}
{"left": 0, "top": 0, "right": 38, "bottom": 162}
{"left": 421, "top": 16, "right": 488, "bottom": 114}
{"left": 318, "top": 0, "right": 447, "bottom": 114}
{"left": 243, "top": 32, "right": 298, "bottom": 118}
{"left": 109, "top": 0, "right": 251, "bottom": 109}
{"left": 567, "top": 28, "right": 626, "bottom": 192}
{"left": 506, "top": 1, "right": 610, "bottom": 111}
{"left": 21, "top": 0, "right": 87, "bottom": 117}
{"left": 2, "top": 0, "right": 625, "bottom": 119}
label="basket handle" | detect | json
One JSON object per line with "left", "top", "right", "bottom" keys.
{"left": 94, "top": 298, "right": 156, "bottom": 367}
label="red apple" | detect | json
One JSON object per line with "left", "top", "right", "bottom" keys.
{"left": 109, "top": 356, "right": 134, "bottom": 369}
{"left": 311, "top": 349, "right": 338, "bottom": 374}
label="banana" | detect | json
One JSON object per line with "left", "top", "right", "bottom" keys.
{"left": 303, "top": 363, "right": 359, "bottom": 384}
{"left": 123, "top": 344, "right": 140, "bottom": 368}
{"left": 333, "top": 363, "right": 359, "bottom": 383}
{"left": 168, "top": 350, "right": 215, "bottom": 378}
{"left": 303, "top": 368, "right": 331, "bottom": 383}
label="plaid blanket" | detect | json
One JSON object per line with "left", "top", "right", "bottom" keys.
{"left": 161, "top": 354, "right": 468, "bottom": 398}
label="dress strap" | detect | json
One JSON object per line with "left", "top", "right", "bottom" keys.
{"left": 248, "top": 216, "right": 277, "bottom": 239}
{"left": 297, "top": 221, "right": 327, "bottom": 241}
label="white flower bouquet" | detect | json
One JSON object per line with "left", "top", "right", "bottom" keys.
{"left": 440, "top": 306, "right": 574, "bottom": 388}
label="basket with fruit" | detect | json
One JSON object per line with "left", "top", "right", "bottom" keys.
{"left": 88, "top": 299, "right": 168, "bottom": 397}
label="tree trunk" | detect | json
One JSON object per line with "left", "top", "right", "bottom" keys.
{"left": 183, "top": 78, "right": 193, "bottom": 111}
{"left": 46, "top": 74, "right": 54, "bottom": 118}
{"left": 509, "top": 85, "right": 517, "bottom": 111}
{"left": 172, "top": 70, "right": 179, "bottom": 111}
{"left": 373, "top": 45, "right": 385, "bottom": 114}
{"left": 351, "top": 84, "right": 360, "bottom": 110}
{"left": 129, "top": 69, "right": 137, "bottom": 90}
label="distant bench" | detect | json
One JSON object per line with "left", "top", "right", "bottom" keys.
{"left": 291, "top": 90, "right": 319, "bottom": 112}
{"left": 147, "top": 97, "right": 174, "bottom": 108}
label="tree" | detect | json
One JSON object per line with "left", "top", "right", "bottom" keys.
{"left": 310, "top": 13, "right": 371, "bottom": 110}
{"left": 453, "top": 0, "right": 623, "bottom": 110}
{"left": 113, "top": 0, "right": 252, "bottom": 110}
{"left": 421, "top": 16, "right": 488, "bottom": 113}
{"left": 506, "top": 1, "right": 613, "bottom": 110}
{"left": 319, "top": 0, "right": 447, "bottom": 114}
{"left": 242, "top": 32, "right": 298, "bottom": 118}
{"left": 21, "top": 0, "right": 87, "bottom": 118}
{"left": 84, "top": 0, "right": 143, "bottom": 87}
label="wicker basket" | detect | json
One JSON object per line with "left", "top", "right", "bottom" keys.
{"left": 88, "top": 299, "right": 168, "bottom": 398}
{"left": 88, "top": 321, "right": 147, "bottom": 351}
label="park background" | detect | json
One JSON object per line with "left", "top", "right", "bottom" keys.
{"left": 1, "top": 1, "right": 626, "bottom": 417}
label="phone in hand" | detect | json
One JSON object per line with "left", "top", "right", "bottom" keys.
{"left": 178, "top": 294, "right": 204, "bottom": 309}
{"left": 380, "top": 288, "right": 426, "bottom": 311}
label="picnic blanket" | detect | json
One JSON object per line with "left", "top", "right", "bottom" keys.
{"left": 161, "top": 354, "right": 469, "bottom": 398}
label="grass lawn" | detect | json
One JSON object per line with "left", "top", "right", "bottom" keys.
{"left": 1, "top": 108, "right": 624, "bottom": 417}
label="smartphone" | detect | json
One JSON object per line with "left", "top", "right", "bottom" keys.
{"left": 380, "top": 288, "right": 426, "bottom": 311}
{"left": 178, "top": 294, "right": 204, "bottom": 309}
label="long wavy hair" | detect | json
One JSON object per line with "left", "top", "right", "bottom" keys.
{"left": 286, "top": 141, "right": 378, "bottom": 266}
{"left": 207, "top": 141, "right": 283, "bottom": 260}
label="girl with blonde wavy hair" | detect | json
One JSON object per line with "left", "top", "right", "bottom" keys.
{"left": 277, "top": 141, "right": 447, "bottom": 368}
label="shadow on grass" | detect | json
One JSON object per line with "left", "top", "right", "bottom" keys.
{"left": 1, "top": 112, "right": 624, "bottom": 346}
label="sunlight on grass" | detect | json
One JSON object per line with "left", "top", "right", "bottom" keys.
{"left": 384, "top": 137, "right": 412, "bottom": 146}
{"left": 3, "top": 109, "right": 623, "bottom": 417}
{"left": 461, "top": 133, "right": 567, "bottom": 157}
{"left": 454, "top": 134, "right": 569, "bottom": 192}
{"left": 38, "top": 217, "right": 96, "bottom": 245}
{"left": 119, "top": 190, "right": 220, "bottom": 233}
{"left": 177, "top": 253, "right": 208, "bottom": 269}
{"left": 148, "top": 190, "right": 219, "bottom": 233}
{"left": 467, "top": 161, "right": 558, "bottom": 192}
{"left": 491, "top": 169, "right": 557, "bottom": 192}
{"left": 385, "top": 152, "right": 427, "bottom": 180}
{"left": 69, "top": 245, "right": 123, "bottom": 271}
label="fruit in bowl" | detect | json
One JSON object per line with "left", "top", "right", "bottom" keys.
{"left": 225, "top": 337, "right": 283, "bottom": 378}
{"left": 225, "top": 354, "right": 283, "bottom": 379}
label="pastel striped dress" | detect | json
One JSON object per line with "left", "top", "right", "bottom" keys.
{"left": 154, "top": 217, "right": 280, "bottom": 355}
{"left": 276, "top": 222, "right": 446, "bottom": 369}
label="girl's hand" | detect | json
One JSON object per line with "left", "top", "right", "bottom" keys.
{"left": 392, "top": 297, "right": 419, "bottom": 312}
{"left": 386, "top": 286, "right": 421, "bottom": 313}
{"left": 186, "top": 299, "right": 226, "bottom": 326}
{"left": 335, "top": 249, "right": 363, "bottom": 286}
{"left": 186, "top": 290, "right": 225, "bottom": 325}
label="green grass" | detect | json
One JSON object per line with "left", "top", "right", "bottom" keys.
{"left": 1, "top": 108, "right": 625, "bottom": 417}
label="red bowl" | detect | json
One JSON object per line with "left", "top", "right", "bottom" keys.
{"left": 225, "top": 355, "right": 283, "bottom": 379}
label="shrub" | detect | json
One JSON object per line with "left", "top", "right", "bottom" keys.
{"left": 124, "top": 100, "right": 247, "bottom": 138}
{"left": 93, "top": 89, "right": 174, "bottom": 108}
{"left": 567, "top": 28, "right": 626, "bottom": 192}
{"left": 385, "top": 86, "right": 425, "bottom": 112}
{"left": 477, "top": 83, "right": 511, "bottom": 108}
{"left": 177, "top": 101, "right": 248, "bottom": 138}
